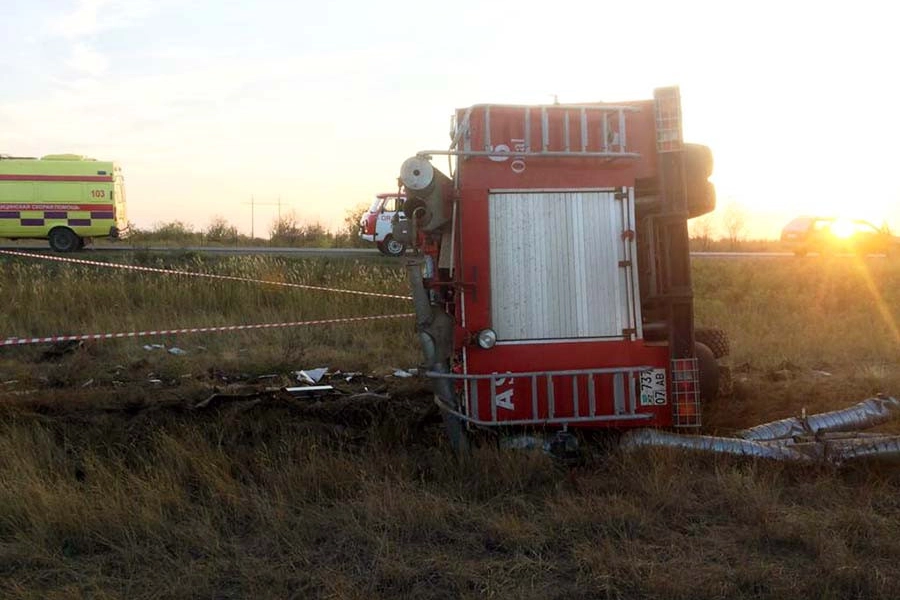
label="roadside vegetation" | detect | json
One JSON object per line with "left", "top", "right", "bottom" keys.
{"left": 122, "top": 204, "right": 371, "bottom": 249}
{"left": 1, "top": 253, "right": 900, "bottom": 599}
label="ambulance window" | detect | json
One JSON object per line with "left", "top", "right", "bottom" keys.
{"left": 383, "top": 197, "right": 397, "bottom": 212}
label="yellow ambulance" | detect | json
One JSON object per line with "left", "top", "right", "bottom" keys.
{"left": 0, "top": 154, "right": 129, "bottom": 251}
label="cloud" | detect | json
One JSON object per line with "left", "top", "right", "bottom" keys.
{"left": 49, "top": 0, "right": 156, "bottom": 39}
{"left": 65, "top": 43, "right": 109, "bottom": 76}
{"left": 51, "top": 0, "right": 112, "bottom": 38}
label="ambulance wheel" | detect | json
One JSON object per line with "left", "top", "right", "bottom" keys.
{"left": 381, "top": 236, "right": 406, "bottom": 257}
{"left": 48, "top": 227, "right": 80, "bottom": 253}
{"left": 695, "top": 342, "right": 720, "bottom": 402}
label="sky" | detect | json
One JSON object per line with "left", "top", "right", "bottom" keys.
{"left": 1, "top": 0, "right": 898, "bottom": 239}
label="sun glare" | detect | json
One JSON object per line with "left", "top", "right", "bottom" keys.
{"left": 830, "top": 219, "right": 856, "bottom": 239}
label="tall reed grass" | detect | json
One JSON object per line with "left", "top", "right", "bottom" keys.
{"left": 1, "top": 253, "right": 900, "bottom": 599}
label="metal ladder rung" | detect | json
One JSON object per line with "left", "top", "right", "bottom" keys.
{"left": 572, "top": 375, "right": 579, "bottom": 417}
{"left": 602, "top": 115, "right": 609, "bottom": 152}
{"left": 489, "top": 375, "right": 497, "bottom": 421}
{"left": 547, "top": 375, "right": 555, "bottom": 419}
{"left": 541, "top": 107, "right": 549, "bottom": 152}
{"left": 451, "top": 103, "right": 638, "bottom": 160}
{"left": 587, "top": 374, "right": 596, "bottom": 416}
{"left": 580, "top": 108, "right": 588, "bottom": 152}
{"left": 613, "top": 372, "right": 625, "bottom": 415}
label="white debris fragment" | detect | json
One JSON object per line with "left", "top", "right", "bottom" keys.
{"left": 143, "top": 344, "right": 166, "bottom": 351}
{"left": 168, "top": 347, "right": 188, "bottom": 356}
{"left": 296, "top": 368, "right": 328, "bottom": 384}
{"left": 284, "top": 385, "right": 334, "bottom": 395}
{"left": 392, "top": 369, "right": 414, "bottom": 378}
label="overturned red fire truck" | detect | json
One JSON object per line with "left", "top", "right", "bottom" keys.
{"left": 393, "top": 87, "right": 720, "bottom": 449}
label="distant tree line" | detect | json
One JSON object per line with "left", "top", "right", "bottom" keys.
{"left": 128, "top": 204, "right": 370, "bottom": 248}
{"left": 688, "top": 201, "right": 779, "bottom": 252}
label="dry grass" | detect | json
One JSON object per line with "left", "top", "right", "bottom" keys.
{"left": 1, "top": 253, "right": 900, "bottom": 599}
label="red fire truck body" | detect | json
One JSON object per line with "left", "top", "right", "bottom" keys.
{"left": 396, "top": 88, "right": 712, "bottom": 438}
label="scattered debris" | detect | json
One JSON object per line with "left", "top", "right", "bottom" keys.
{"left": 335, "top": 370, "right": 362, "bottom": 382}
{"left": 143, "top": 344, "right": 165, "bottom": 351}
{"left": 81, "top": 379, "right": 94, "bottom": 388}
{"left": 167, "top": 347, "right": 188, "bottom": 356}
{"left": 296, "top": 368, "right": 328, "bottom": 384}
{"left": 284, "top": 385, "right": 334, "bottom": 396}
{"left": 392, "top": 369, "right": 415, "bottom": 378}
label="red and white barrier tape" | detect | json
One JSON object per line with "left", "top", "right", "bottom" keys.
{"left": 2, "top": 313, "right": 415, "bottom": 347}
{"left": 0, "top": 249, "right": 413, "bottom": 301}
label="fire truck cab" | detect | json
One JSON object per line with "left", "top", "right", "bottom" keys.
{"left": 394, "top": 87, "right": 717, "bottom": 447}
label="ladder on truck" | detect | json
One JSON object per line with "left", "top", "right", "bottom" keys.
{"left": 418, "top": 103, "right": 643, "bottom": 160}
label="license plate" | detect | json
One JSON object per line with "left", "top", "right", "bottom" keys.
{"left": 640, "top": 368, "right": 668, "bottom": 406}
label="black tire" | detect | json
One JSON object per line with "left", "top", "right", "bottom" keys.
{"left": 381, "top": 235, "right": 406, "bottom": 257}
{"left": 695, "top": 327, "right": 730, "bottom": 359}
{"left": 48, "top": 227, "right": 80, "bottom": 252}
{"left": 685, "top": 144, "right": 716, "bottom": 218}
{"left": 687, "top": 180, "right": 716, "bottom": 219}
{"left": 695, "top": 342, "right": 720, "bottom": 402}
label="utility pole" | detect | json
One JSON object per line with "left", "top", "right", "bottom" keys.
{"left": 242, "top": 196, "right": 293, "bottom": 240}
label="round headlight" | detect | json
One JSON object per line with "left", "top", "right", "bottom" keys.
{"left": 476, "top": 328, "right": 497, "bottom": 349}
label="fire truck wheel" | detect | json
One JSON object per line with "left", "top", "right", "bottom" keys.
{"left": 696, "top": 342, "right": 720, "bottom": 402}
{"left": 695, "top": 327, "right": 730, "bottom": 359}
{"left": 48, "top": 227, "right": 80, "bottom": 253}
{"left": 381, "top": 236, "right": 406, "bottom": 257}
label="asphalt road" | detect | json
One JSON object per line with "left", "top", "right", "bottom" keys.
{"left": 0, "top": 244, "right": 377, "bottom": 258}
{"left": 0, "top": 244, "right": 799, "bottom": 259}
